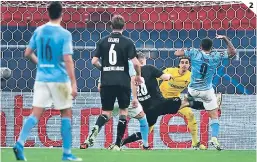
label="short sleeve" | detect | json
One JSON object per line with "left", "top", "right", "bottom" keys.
{"left": 162, "top": 68, "right": 170, "bottom": 74}
{"left": 127, "top": 41, "right": 137, "bottom": 59}
{"left": 184, "top": 48, "right": 197, "bottom": 58}
{"left": 62, "top": 32, "right": 73, "bottom": 55}
{"left": 128, "top": 60, "right": 136, "bottom": 77}
{"left": 94, "top": 41, "right": 101, "bottom": 58}
{"left": 28, "top": 31, "right": 37, "bottom": 50}
{"left": 150, "top": 65, "right": 163, "bottom": 78}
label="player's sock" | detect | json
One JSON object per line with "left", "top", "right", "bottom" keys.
{"left": 95, "top": 114, "right": 109, "bottom": 132}
{"left": 17, "top": 115, "right": 38, "bottom": 146}
{"left": 115, "top": 115, "right": 127, "bottom": 147}
{"left": 121, "top": 132, "right": 142, "bottom": 146}
{"left": 61, "top": 117, "right": 72, "bottom": 154}
{"left": 210, "top": 119, "right": 220, "bottom": 137}
{"left": 138, "top": 115, "right": 149, "bottom": 147}
{"left": 178, "top": 107, "right": 198, "bottom": 145}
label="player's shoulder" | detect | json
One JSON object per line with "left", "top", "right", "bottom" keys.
{"left": 59, "top": 28, "right": 72, "bottom": 37}
{"left": 33, "top": 24, "right": 45, "bottom": 33}
{"left": 97, "top": 35, "right": 110, "bottom": 44}
{"left": 120, "top": 35, "right": 134, "bottom": 45}
{"left": 143, "top": 64, "right": 155, "bottom": 69}
{"left": 163, "top": 67, "right": 175, "bottom": 73}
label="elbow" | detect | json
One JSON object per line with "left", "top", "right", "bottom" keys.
{"left": 24, "top": 48, "right": 32, "bottom": 58}
{"left": 134, "top": 62, "right": 140, "bottom": 69}
{"left": 229, "top": 49, "right": 237, "bottom": 57}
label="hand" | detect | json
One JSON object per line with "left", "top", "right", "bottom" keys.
{"left": 216, "top": 34, "right": 226, "bottom": 39}
{"left": 134, "top": 76, "right": 143, "bottom": 86}
{"left": 71, "top": 83, "right": 78, "bottom": 99}
{"left": 132, "top": 98, "right": 139, "bottom": 108}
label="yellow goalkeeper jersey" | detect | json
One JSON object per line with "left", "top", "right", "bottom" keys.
{"left": 159, "top": 67, "right": 191, "bottom": 98}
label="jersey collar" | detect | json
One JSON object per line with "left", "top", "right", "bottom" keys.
{"left": 46, "top": 22, "right": 61, "bottom": 26}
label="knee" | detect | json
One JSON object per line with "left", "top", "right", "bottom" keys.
{"left": 179, "top": 107, "right": 194, "bottom": 119}
{"left": 134, "top": 111, "right": 145, "bottom": 119}
{"left": 119, "top": 109, "right": 128, "bottom": 116}
{"left": 102, "top": 110, "right": 112, "bottom": 119}
{"left": 208, "top": 109, "right": 219, "bottom": 119}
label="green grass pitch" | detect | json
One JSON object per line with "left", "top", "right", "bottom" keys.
{"left": 1, "top": 148, "right": 256, "bottom": 162}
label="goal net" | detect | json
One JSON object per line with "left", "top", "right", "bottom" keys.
{"left": 1, "top": 1, "right": 256, "bottom": 150}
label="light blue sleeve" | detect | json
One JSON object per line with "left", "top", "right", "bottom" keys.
{"left": 184, "top": 48, "right": 197, "bottom": 58}
{"left": 128, "top": 60, "right": 136, "bottom": 77}
{"left": 28, "top": 31, "right": 37, "bottom": 50}
{"left": 62, "top": 31, "right": 73, "bottom": 55}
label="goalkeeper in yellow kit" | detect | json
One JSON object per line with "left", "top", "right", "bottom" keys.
{"left": 159, "top": 56, "right": 206, "bottom": 150}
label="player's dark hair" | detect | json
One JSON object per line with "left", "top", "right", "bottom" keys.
{"left": 111, "top": 15, "right": 125, "bottom": 30}
{"left": 200, "top": 38, "right": 213, "bottom": 51}
{"left": 179, "top": 56, "right": 191, "bottom": 64}
{"left": 47, "top": 2, "right": 62, "bottom": 20}
{"left": 136, "top": 52, "right": 146, "bottom": 59}
{"left": 178, "top": 56, "right": 191, "bottom": 68}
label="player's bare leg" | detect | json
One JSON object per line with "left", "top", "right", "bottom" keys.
{"left": 61, "top": 108, "right": 82, "bottom": 161}
{"left": 13, "top": 107, "right": 44, "bottom": 161}
{"left": 208, "top": 108, "right": 222, "bottom": 151}
{"left": 81, "top": 111, "right": 111, "bottom": 149}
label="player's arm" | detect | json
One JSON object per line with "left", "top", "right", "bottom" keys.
{"left": 174, "top": 49, "right": 185, "bottom": 57}
{"left": 216, "top": 34, "right": 236, "bottom": 58}
{"left": 97, "top": 78, "right": 101, "bottom": 92}
{"left": 63, "top": 32, "right": 77, "bottom": 97}
{"left": 175, "top": 48, "right": 196, "bottom": 58}
{"left": 92, "top": 41, "right": 102, "bottom": 70}
{"left": 24, "top": 31, "right": 38, "bottom": 64}
{"left": 127, "top": 41, "right": 141, "bottom": 76}
{"left": 151, "top": 65, "right": 172, "bottom": 81}
{"left": 129, "top": 61, "right": 139, "bottom": 107}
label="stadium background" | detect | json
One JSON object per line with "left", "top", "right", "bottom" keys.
{"left": 1, "top": 1, "right": 256, "bottom": 150}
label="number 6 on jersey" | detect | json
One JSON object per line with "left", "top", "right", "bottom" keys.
{"left": 109, "top": 44, "right": 117, "bottom": 65}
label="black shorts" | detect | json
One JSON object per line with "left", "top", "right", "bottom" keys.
{"left": 145, "top": 97, "right": 181, "bottom": 126}
{"left": 100, "top": 85, "right": 131, "bottom": 111}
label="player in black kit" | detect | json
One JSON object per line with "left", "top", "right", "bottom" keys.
{"left": 120, "top": 52, "right": 206, "bottom": 148}
{"left": 81, "top": 15, "right": 142, "bottom": 149}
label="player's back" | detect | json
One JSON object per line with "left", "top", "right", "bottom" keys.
{"left": 99, "top": 33, "right": 136, "bottom": 88}
{"left": 138, "top": 65, "right": 164, "bottom": 109}
{"left": 185, "top": 48, "right": 228, "bottom": 90}
{"left": 31, "top": 23, "right": 72, "bottom": 82}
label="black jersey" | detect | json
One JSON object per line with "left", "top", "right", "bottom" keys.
{"left": 94, "top": 32, "right": 137, "bottom": 88}
{"left": 137, "top": 65, "right": 165, "bottom": 110}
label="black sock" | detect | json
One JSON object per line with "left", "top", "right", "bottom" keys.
{"left": 95, "top": 114, "right": 109, "bottom": 132}
{"left": 115, "top": 117, "right": 127, "bottom": 147}
{"left": 189, "top": 101, "right": 205, "bottom": 110}
{"left": 121, "top": 132, "right": 142, "bottom": 146}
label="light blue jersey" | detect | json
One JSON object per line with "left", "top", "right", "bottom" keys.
{"left": 28, "top": 22, "right": 73, "bottom": 82}
{"left": 184, "top": 48, "right": 229, "bottom": 90}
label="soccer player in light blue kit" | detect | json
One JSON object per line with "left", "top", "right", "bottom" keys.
{"left": 174, "top": 34, "right": 236, "bottom": 150}
{"left": 13, "top": 2, "right": 82, "bottom": 161}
